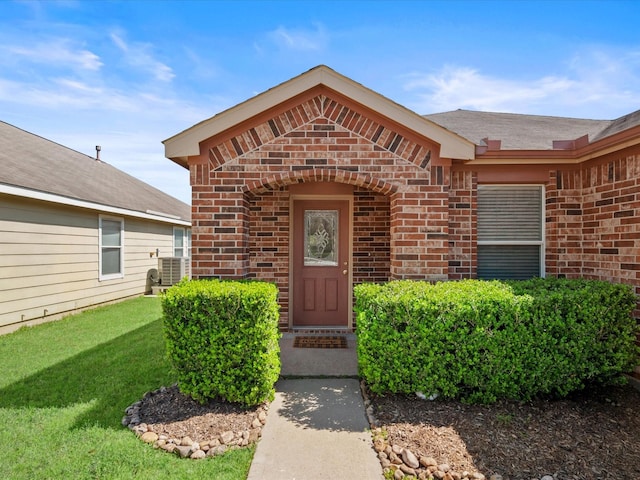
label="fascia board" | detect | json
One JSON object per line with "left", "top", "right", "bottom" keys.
{"left": 0, "top": 183, "right": 191, "bottom": 226}
{"left": 164, "top": 66, "right": 475, "bottom": 161}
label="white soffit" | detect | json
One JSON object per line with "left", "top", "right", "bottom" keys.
{"left": 163, "top": 66, "right": 475, "bottom": 161}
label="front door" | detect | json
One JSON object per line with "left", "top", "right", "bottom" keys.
{"left": 292, "top": 199, "right": 350, "bottom": 327}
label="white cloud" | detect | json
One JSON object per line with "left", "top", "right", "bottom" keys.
{"left": 404, "top": 66, "right": 576, "bottom": 113}
{"left": 403, "top": 47, "right": 640, "bottom": 118}
{"left": 2, "top": 38, "right": 103, "bottom": 71}
{"left": 110, "top": 31, "right": 175, "bottom": 82}
{"left": 267, "top": 23, "right": 328, "bottom": 51}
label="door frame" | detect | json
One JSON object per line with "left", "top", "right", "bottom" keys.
{"left": 289, "top": 183, "right": 353, "bottom": 330}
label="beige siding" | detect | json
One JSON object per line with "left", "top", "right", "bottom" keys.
{"left": 0, "top": 194, "right": 182, "bottom": 332}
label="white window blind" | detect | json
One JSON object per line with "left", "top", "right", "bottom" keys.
{"left": 477, "top": 186, "right": 544, "bottom": 279}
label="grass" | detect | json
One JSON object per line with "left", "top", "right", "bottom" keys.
{"left": 0, "top": 296, "right": 253, "bottom": 480}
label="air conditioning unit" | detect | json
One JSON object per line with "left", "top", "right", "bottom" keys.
{"left": 158, "top": 257, "right": 191, "bottom": 286}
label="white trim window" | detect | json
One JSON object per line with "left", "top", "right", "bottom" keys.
{"left": 477, "top": 185, "right": 544, "bottom": 280}
{"left": 173, "top": 227, "right": 191, "bottom": 258}
{"left": 99, "top": 215, "right": 124, "bottom": 280}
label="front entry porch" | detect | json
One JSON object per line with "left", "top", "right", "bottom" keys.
{"left": 278, "top": 332, "right": 358, "bottom": 376}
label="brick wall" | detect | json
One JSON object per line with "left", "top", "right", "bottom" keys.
{"left": 353, "top": 189, "right": 391, "bottom": 285}
{"left": 248, "top": 189, "right": 290, "bottom": 327}
{"left": 189, "top": 90, "right": 639, "bottom": 329}
{"left": 548, "top": 150, "right": 640, "bottom": 333}
{"left": 189, "top": 92, "right": 448, "bottom": 327}
{"left": 448, "top": 170, "right": 477, "bottom": 279}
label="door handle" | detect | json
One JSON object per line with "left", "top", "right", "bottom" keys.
{"left": 342, "top": 269, "right": 348, "bottom": 275}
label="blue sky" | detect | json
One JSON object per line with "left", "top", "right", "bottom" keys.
{"left": 1, "top": 0, "right": 639, "bottom": 204}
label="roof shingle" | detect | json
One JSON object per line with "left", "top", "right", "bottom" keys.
{"left": 0, "top": 121, "right": 190, "bottom": 222}
{"left": 425, "top": 109, "right": 614, "bottom": 150}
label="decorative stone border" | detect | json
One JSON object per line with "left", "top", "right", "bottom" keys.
{"left": 122, "top": 386, "right": 268, "bottom": 459}
{"left": 361, "top": 380, "right": 491, "bottom": 480}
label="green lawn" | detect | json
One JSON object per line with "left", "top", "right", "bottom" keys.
{"left": 0, "top": 296, "right": 253, "bottom": 480}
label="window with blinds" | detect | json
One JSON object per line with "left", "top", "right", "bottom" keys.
{"left": 477, "top": 185, "right": 544, "bottom": 280}
{"left": 99, "top": 215, "right": 124, "bottom": 280}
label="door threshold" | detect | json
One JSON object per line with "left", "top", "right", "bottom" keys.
{"left": 289, "top": 327, "right": 354, "bottom": 335}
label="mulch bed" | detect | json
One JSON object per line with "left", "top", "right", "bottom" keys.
{"left": 131, "top": 380, "right": 640, "bottom": 478}
{"left": 370, "top": 382, "right": 640, "bottom": 479}
{"left": 136, "top": 385, "right": 262, "bottom": 443}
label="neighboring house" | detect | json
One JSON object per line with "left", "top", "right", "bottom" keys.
{"left": 163, "top": 65, "right": 639, "bottom": 331}
{"left": 0, "top": 121, "right": 191, "bottom": 334}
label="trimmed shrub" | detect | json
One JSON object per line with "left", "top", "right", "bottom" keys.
{"left": 356, "top": 278, "right": 638, "bottom": 404}
{"left": 162, "top": 279, "right": 280, "bottom": 406}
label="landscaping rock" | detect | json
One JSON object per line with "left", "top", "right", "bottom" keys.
{"left": 174, "top": 445, "right": 192, "bottom": 458}
{"left": 220, "top": 430, "right": 234, "bottom": 445}
{"left": 123, "top": 384, "right": 267, "bottom": 461}
{"left": 190, "top": 449, "right": 206, "bottom": 459}
{"left": 140, "top": 431, "right": 158, "bottom": 444}
{"left": 421, "top": 457, "right": 438, "bottom": 467}
{"left": 402, "top": 448, "right": 420, "bottom": 469}
{"left": 399, "top": 464, "right": 416, "bottom": 476}
{"left": 161, "top": 443, "right": 176, "bottom": 453}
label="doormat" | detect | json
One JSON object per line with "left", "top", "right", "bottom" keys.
{"left": 293, "top": 335, "right": 348, "bottom": 349}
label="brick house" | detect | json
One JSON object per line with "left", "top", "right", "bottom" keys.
{"left": 164, "top": 66, "right": 639, "bottom": 331}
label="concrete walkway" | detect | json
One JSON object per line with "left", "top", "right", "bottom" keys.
{"left": 247, "top": 378, "right": 383, "bottom": 480}
{"left": 247, "top": 335, "right": 383, "bottom": 479}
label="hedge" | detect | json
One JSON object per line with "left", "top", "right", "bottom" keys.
{"left": 162, "top": 279, "right": 280, "bottom": 406}
{"left": 356, "top": 278, "right": 638, "bottom": 404}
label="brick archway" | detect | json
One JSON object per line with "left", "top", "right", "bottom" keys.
{"left": 244, "top": 168, "right": 398, "bottom": 197}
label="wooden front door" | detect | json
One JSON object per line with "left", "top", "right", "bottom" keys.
{"left": 292, "top": 199, "right": 350, "bottom": 327}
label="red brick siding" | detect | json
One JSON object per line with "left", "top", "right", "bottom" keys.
{"left": 448, "top": 170, "right": 477, "bottom": 279}
{"left": 353, "top": 189, "right": 391, "bottom": 285}
{"left": 546, "top": 169, "right": 585, "bottom": 278}
{"left": 191, "top": 94, "right": 445, "bottom": 283}
{"left": 548, "top": 150, "right": 640, "bottom": 320}
{"left": 244, "top": 188, "right": 391, "bottom": 329}
{"left": 248, "top": 189, "right": 290, "bottom": 328}
{"left": 190, "top": 91, "right": 640, "bottom": 330}
{"left": 190, "top": 94, "right": 448, "bottom": 327}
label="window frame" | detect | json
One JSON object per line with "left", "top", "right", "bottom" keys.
{"left": 173, "top": 227, "right": 191, "bottom": 258}
{"left": 99, "top": 215, "right": 125, "bottom": 281}
{"left": 477, "top": 184, "right": 545, "bottom": 279}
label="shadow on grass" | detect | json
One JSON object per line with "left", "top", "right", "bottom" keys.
{"left": 0, "top": 318, "right": 174, "bottom": 430}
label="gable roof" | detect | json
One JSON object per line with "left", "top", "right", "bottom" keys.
{"left": 591, "top": 108, "right": 640, "bottom": 142}
{"left": 0, "top": 121, "right": 190, "bottom": 224}
{"left": 425, "top": 109, "right": 614, "bottom": 150}
{"left": 164, "top": 65, "right": 475, "bottom": 165}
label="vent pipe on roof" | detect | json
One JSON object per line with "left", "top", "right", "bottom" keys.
{"left": 95, "top": 145, "right": 101, "bottom": 161}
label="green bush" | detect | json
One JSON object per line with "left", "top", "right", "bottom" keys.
{"left": 162, "top": 279, "right": 280, "bottom": 406}
{"left": 356, "top": 278, "right": 638, "bottom": 403}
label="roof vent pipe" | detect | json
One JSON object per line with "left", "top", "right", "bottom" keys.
{"left": 95, "top": 145, "right": 101, "bottom": 161}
